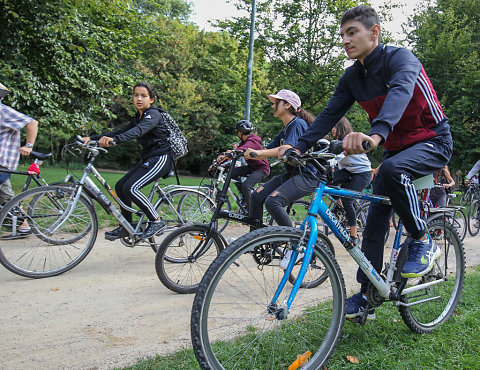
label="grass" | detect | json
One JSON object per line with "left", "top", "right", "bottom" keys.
{"left": 122, "top": 266, "right": 480, "bottom": 370}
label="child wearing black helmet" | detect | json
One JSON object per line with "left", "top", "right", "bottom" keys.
{"left": 218, "top": 120, "right": 270, "bottom": 209}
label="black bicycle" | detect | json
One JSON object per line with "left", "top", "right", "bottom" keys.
{"left": 154, "top": 149, "right": 322, "bottom": 294}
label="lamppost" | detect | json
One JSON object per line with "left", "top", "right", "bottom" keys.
{"left": 244, "top": 0, "right": 256, "bottom": 121}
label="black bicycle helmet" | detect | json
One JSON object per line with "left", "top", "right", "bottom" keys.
{"left": 0, "top": 83, "right": 11, "bottom": 100}
{"left": 236, "top": 120, "right": 254, "bottom": 134}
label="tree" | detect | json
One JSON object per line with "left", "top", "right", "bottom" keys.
{"left": 408, "top": 0, "right": 480, "bottom": 172}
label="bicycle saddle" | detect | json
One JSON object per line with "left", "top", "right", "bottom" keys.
{"left": 30, "top": 151, "right": 53, "bottom": 160}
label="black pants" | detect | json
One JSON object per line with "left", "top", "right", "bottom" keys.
{"left": 331, "top": 169, "right": 372, "bottom": 227}
{"left": 231, "top": 166, "right": 268, "bottom": 207}
{"left": 115, "top": 153, "right": 173, "bottom": 223}
{"left": 357, "top": 135, "right": 452, "bottom": 286}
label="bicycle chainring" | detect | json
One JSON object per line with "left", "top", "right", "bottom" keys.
{"left": 365, "top": 280, "right": 386, "bottom": 307}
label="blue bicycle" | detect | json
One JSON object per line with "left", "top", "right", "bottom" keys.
{"left": 191, "top": 140, "right": 465, "bottom": 369}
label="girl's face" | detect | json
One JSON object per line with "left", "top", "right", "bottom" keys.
{"left": 133, "top": 86, "right": 154, "bottom": 113}
{"left": 272, "top": 99, "right": 288, "bottom": 118}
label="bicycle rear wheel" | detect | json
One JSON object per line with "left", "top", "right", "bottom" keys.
{"left": 191, "top": 227, "right": 346, "bottom": 369}
{"left": 398, "top": 219, "right": 465, "bottom": 333}
{"left": 451, "top": 208, "right": 467, "bottom": 241}
{"left": 155, "top": 224, "right": 224, "bottom": 294}
{"left": 0, "top": 186, "right": 98, "bottom": 278}
{"left": 467, "top": 200, "right": 480, "bottom": 236}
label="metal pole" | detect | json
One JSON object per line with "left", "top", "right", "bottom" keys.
{"left": 244, "top": 0, "right": 256, "bottom": 121}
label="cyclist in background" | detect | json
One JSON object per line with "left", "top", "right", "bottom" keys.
{"left": 245, "top": 89, "right": 316, "bottom": 269}
{"left": 0, "top": 83, "right": 39, "bottom": 234}
{"left": 279, "top": 5, "right": 452, "bottom": 320}
{"left": 465, "top": 160, "right": 480, "bottom": 185}
{"left": 217, "top": 120, "right": 270, "bottom": 210}
{"left": 330, "top": 117, "right": 372, "bottom": 245}
{"left": 83, "top": 82, "right": 172, "bottom": 240}
{"left": 430, "top": 165, "right": 455, "bottom": 207}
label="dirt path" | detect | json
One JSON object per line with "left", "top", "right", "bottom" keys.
{"left": 1, "top": 224, "right": 479, "bottom": 369}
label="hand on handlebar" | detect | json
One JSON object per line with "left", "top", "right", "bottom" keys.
{"left": 342, "top": 132, "right": 379, "bottom": 155}
{"left": 244, "top": 148, "right": 256, "bottom": 160}
{"left": 277, "top": 145, "right": 299, "bottom": 159}
{"left": 98, "top": 136, "right": 115, "bottom": 147}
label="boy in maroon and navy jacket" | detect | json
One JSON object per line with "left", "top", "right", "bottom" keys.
{"left": 279, "top": 5, "right": 453, "bottom": 320}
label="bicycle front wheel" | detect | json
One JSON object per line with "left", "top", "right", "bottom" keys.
{"left": 157, "top": 189, "right": 216, "bottom": 230}
{"left": 467, "top": 200, "right": 480, "bottom": 236}
{"left": 155, "top": 224, "right": 224, "bottom": 294}
{"left": 0, "top": 186, "right": 98, "bottom": 278}
{"left": 399, "top": 219, "right": 465, "bottom": 333}
{"left": 191, "top": 227, "right": 346, "bottom": 369}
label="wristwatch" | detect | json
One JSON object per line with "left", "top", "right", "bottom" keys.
{"left": 25, "top": 143, "right": 33, "bottom": 148}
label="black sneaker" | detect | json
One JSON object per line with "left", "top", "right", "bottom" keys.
{"left": 105, "top": 226, "right": 126, "bottom": 241}
{"left": 142, "top": 220, "right": 166, "bottom": 239}
{"left": 345, "top": 292, "right": 376, "bottom": 320}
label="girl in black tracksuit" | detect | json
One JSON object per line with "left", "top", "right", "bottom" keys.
{"left": 85, "top": 82, "right": 173, "bottom": 240}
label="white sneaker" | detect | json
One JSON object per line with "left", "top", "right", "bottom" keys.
{"left": 279, "top": 249, "right": 304, "bottom": 270}
{"left": 228, "top": 237, "right": 237, "bottom": 244}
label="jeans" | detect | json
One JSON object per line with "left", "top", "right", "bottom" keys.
{"left": 231, "top": 166, "right": 268, "bottom": 207}
{"left": 250, "top": 172, "right": 317, "bottom": 227}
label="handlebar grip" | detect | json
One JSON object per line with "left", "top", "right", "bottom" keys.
{"left": 250, "top": 152, "right": 257, "bottom": 158}
{"left": 329, "top": 140, "right": 344, "bottom": 155}
{"left": 362, "top": 141, "right": 371, "bottom": 151}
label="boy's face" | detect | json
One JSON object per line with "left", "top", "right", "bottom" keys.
{"left": 340, "top": 20, "right": 379, "bottom": 64}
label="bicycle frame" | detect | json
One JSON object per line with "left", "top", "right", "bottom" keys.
{"left": 59, "top": 147, "right": 207, "bottom": 239}
{"left": 271, "top": 181, "right": 445, "bottom": 315}
{"left": 209, "top": 161, "right": 247, "bottom": 215}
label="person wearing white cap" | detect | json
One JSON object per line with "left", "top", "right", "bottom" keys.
{"left": 244, "top": 89, "right": 316, "bottom": 269}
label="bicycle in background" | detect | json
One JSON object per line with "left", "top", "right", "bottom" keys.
{"left": 0, "top": 136, "right": 216, "bottom": 278}
{"left": 459, "top": 183, "right": 480, "bottom": 206}
{"left": 191, "top": 140, "right": 464, "bottom": 369}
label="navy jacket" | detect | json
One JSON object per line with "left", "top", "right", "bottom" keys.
{"left": 296, "top": 44, "right": 449, "bottom": 153}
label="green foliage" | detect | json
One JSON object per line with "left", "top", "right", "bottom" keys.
{"left": 408, "top": 0, "right": 480, "bottom": 172}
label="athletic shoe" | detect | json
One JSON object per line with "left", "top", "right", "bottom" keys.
{"left": 105, "top": 226, "right": 126, "bottom": 241}
{"left": 18, "top": 227, "right": 32, "bottom": 234}
{"left": 279, "top": 249, "right": 303, "bottom": 270}
{"left": 345, "top": 292, "right": 376, "bottom": 320}
{"left": 401, "top": 235, "right": 441, "bottom": 278}
{"left": 142, "top": 220, "right": 166, "bottom": 239}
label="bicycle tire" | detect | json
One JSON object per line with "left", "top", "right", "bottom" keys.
{"left": 398, "top": 219, "right": 465, "bottom": 333}
{"left": 451, "top": 208, "right": 467, "bottom": 241}
{"left": 155, "top": 224, "right": 224, "bottom": 294}
{"left": 191, "top": 227, "right": 346, "bottom": 369}
{"left": 467, "top": 200, "right": 480, "bottom": 236}
{"left": 0, "top": 186, "right": 98, "bottom": 278}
